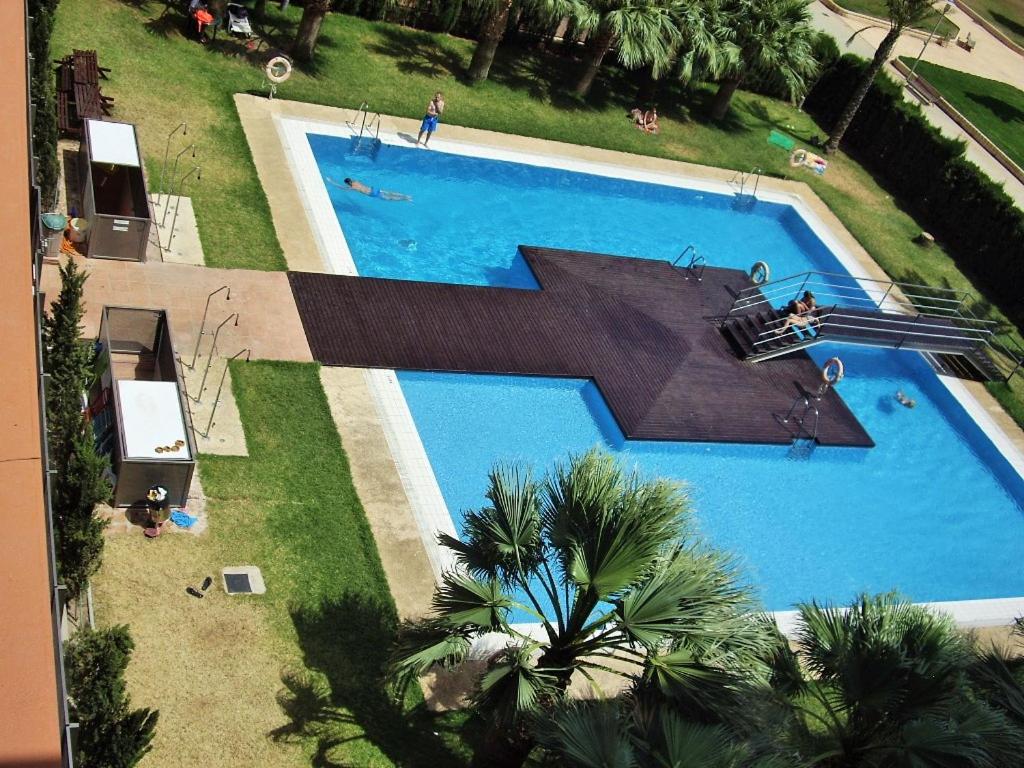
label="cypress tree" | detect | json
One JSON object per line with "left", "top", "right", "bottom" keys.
{"left": 43, "top": 259, "right": 110, "bottom": 600}
{"left": 65, "top": 626, "right": 159, "bottom": 768}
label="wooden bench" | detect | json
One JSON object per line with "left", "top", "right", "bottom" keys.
{"left": 56, "top": 90, "right": 80, "bottom": 137}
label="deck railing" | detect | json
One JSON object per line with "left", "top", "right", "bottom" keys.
{"left": 725, "top": 270, "right": 1024, "bottom": 380}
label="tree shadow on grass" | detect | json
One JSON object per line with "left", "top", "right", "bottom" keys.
{"left": 272, "top": 592, "right": 470, "bottom": 767}
{"left": 366, "top": 24, "right": 469, "bottom": 81}
{"left": 990, "top": 11, "right": 1024, "bottom": 42}
{"left": 964, "top": 91, "right": 1024, "bottom": 125}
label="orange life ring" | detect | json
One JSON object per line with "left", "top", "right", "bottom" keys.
{"left": 822, "top": 357, "right": 845, "bottom": 385}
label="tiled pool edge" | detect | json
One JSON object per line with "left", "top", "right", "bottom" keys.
{"left": 254, "top": 99, "right": 1024, "bottom": 632}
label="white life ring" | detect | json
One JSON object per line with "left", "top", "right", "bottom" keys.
{"left": 750, "top": 261, "right": 770, "bottom": 285}
{"left": 265, "top": 56, "right": 292, "bottom": 84}
{"left": 822, "top": 357, "right": 845, "bottom": 385}
{"left": 790, "top": 149, "right": 808, "bottom": 167}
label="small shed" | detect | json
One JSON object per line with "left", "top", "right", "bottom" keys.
{"left": 78, "top": 119, "right": 152, "bottom": 262}
{"left": 89, "top": 307, "right": 196, "bottom": 508}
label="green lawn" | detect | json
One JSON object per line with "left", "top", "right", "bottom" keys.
{"left": 962, "top": 0, "right": 1024, "bottom": 47}
{"left": 92, "top": 362, "right": 471, "bottom": 768}
{"left": 832, "top": 0, "right": 960, "bottom": 37}
{"left": 903, "top": 58, "right": 1024, "bottom": 170}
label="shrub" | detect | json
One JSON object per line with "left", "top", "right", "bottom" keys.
{"left": 804, "top": 55, "right": 1024, "bottom": 322}
{"left": 29, "top": 0, "right": 60, "bottom": 205}
{"left": 65, "top": 626, "right": 158, "bottom": 768}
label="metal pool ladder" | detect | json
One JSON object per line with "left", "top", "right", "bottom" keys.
{"left": 672, "top": 245, "right": 706, "bottom": 281}
{"left": 349, "top": 101, "right": 383, "bottom": 159}
{"left": 728, "top": 166, "right": 762, "bottom": 209}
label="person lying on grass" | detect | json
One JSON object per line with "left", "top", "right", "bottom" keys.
{"left": 629, "top": 107, "right": 659, "bottom": 134}
{"left": 327, "top": 177, "right": 412, "bottom": 202}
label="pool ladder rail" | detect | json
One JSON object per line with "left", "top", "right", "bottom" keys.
{"left": 728, "top": 166, "right": 762, "bottom": 209}
{"left": 672, "top": 245, "right": 706, "bottom": 281}
{"left": 349, "top": 101, "right": 383, "bottom": 159}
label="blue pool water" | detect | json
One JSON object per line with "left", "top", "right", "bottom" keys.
{"left": 310, "top": 134, "right": 1024, "bottom": 612}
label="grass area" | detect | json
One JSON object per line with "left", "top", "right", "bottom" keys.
{"left": 962, "top": 0, "right": 1024, "bottom": 47}
{"left": 902, "top": 58, "right": 1024, "bottom": 170}
{"left": 832, "top": 0, "right": 960, "bottom": 37}
{"left": 91, "top": 361, "right": 471, "bottom": 768}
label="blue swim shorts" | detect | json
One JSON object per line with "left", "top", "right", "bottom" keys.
{"left": 420, "top": 114, "right": 439, "bottom": 134}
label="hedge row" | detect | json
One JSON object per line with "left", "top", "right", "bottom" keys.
{"left": 804, "top": 55, "right": 1024, "bottom": 319}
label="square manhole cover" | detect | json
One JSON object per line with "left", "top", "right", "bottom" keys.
{"left": 221, "top": 566, "right": 266, "bottom": 595}
{"left": 224, "top": 573, "right": 252, "bottom": 594}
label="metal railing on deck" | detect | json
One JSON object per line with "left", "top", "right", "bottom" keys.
{"left": 725, "top": 270, "right": 1024, "bottom": 379}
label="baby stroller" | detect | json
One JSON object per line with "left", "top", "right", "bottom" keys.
{"left": 226, "top": 3, "right": 254, "bottom": 38}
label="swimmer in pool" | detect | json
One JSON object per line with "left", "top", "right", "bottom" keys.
{"left": 895, "top": 390, "right": 916, "bottom": 408}
{"left": 327, "top": 177, "right": 411, "bottom": 202}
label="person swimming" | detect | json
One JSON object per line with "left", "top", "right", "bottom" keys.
{"left": 327, "top": 176, "right": 411, "bottom": 202}
{"left": 895, "top": 390, "right": 916, "bottom": 408}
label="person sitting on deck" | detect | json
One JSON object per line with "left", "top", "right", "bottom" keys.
{"left": 774, "top": 292, "right": 819, "bottom": 335}
{"left": 327, "top": 177, "right": 412, "bottom": 202}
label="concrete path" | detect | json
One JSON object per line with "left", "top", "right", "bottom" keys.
{"left": 810, "top": 1, "right": 1024, "bottom": 209}
{"left": 41, "top": 257, "right": 312, "bottom": 364}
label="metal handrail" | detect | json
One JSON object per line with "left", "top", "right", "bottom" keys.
{"left": 750, "top": 310, "right": 994, "bottom": 350}
{"left": 672, "top": 244, "right": 696, "bottom": 267}
{"left": 363, "top": 112, "right": 382, "bottom": 140}
{"left": 729, "top": 269, "right": 1024, "bottom": 381}
{"left": 350, "top": 101, "right": 369, "bottom": 131}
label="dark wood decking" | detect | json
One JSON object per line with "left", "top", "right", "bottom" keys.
{"left": 289, "top": 247, "right": 873, "bottom": 447}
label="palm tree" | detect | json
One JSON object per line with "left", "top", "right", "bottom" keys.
{"left": 635, "top": 0, "right": 737, "bottom": 105}
{"left": 389, "top": 450, "right": 773, "bottom": 768}
{"left": 538, "top": 698, "right": 789, "bottom": 767}
{"left": 708, "top": 0, "right": 818, "bottom": 120}
{"left": 572, "top": 0, "right": 681, "bottom": 97}
{"left": 825, "top": 0, "right": 938, "bottom": 153}
{"left": 292, "top": 0, "right": 333, "bottom": 63}
{"left": 467, "top": 0, "right": 577, "bottom": 83}
{"left": 772, "top": 593, "right": 1024, "bottom": 766}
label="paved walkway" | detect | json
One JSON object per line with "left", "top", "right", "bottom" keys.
{"left": 41, "top": 258, "right": 311, "bottom": 363}
{"left": 810, "top": 1, "right": 1024, "bottom": 209}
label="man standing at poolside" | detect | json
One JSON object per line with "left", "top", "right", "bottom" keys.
{"left": 417, "top": 91, "right": 445, "bottom": 148}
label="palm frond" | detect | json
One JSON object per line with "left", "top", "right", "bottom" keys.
{"left": 387, "top": 618, "right": 473, "bottom": 696}
{"left": 433, "top": 571, "right": 515, "bottom": 631}
{"left": 536, "top": 700, "right": 636, "bottom": 768}
{"left": 472, "top": 641, "right": 561, "bottom": 727}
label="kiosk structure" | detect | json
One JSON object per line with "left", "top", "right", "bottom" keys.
{"left": 77, "top": 119, "right": 152, "bottom": 261}
{"left": 89, "top": 306, "right": 196, "bottom": 507}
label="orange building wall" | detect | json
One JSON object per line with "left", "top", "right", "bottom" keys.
{"left": 0, "top": 2, "right": 64, "bottom": 766}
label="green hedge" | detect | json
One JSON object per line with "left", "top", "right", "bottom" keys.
{"left": 804, "top": 55, "right": 1024, "bottom": 320}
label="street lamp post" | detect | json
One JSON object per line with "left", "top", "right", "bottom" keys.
{"left": 906, "top": 0, "right": 955, "bottom": 82}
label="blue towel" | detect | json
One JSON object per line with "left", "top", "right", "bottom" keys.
{"left": 170, "top": 510, "right": 197, "bottom": 529}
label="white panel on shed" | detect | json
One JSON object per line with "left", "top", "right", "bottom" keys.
{"left": 86, "top": 120, "right": 141, "bottom": 167}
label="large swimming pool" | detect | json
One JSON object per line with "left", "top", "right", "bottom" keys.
{"left": 306, "top": 131, "right": 1024, "bottom": 613}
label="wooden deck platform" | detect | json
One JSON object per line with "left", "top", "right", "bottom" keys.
{"left": 289, "top": 247, "right": 873, "bottom": 447}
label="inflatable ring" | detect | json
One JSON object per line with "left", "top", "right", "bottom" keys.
{"left": 265, "top": 56, "right": 292, "bottom": 84}
{"left": 749, "top": 261, "right": 770, "bottom": 285}
{"left": 790, "top": 149, "right": 808, "bottom": 167}
{"left": 821, "top": 357, "right": 845, "bottom": 385}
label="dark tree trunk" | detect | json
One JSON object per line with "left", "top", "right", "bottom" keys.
{"left": 709, "top": 75, "right": 742, "bottom": 120}
{"left": 468, "top": 0, "right": 514, "bottom": 83}
{"left": 470, "top": 727, "right": 535, "bottom": 768}
{"left": 637, "top": 62, "right": 661, "bottom": 106}
{"left": 825, "top": 27, "right": 901, "bottom": 154}
{"left": 291, "top": 3, "right": 328, "bottom": 63}
{"left": 254, "top": 0, "right": 268, "bottom": 19}
{"left": 574, "top": 26, "right": 615, "bottom": 97}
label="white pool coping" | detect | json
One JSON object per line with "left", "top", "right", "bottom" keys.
{"left": 276, "top": 114, "right": 1024, "bottom": 633}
